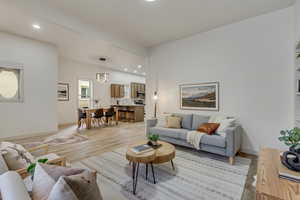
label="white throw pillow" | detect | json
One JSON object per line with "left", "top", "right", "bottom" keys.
{"left": 217, "top": 118, "right": 236, "bottom": 137}
{"left": 0, "top": 142, "right": 35, "bottom": 170}
{"left": 156, "top": 114, "right": 172, "bottom": 127}
{"left": 208, "top": 114, "right": 227, "bottom": 123}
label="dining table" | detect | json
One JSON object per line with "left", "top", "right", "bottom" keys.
{"left": 79, "top": 107, "right": 119, "bottom": 129}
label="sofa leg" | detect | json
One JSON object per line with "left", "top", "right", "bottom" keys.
{"left": 229, "top": 156, "right": 235, "bottom": 165}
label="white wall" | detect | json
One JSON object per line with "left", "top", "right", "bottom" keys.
{"left": 0, "top": 32, "right": 58, "bottom": 138}
{"left": 147, "top": 7, "right": 295, "bottom": 154}
{"left": 294, "top": 1, "right": 300, "bottom": 127}
{"left": 58, "top": 58, "right": 145, "bottom": 125}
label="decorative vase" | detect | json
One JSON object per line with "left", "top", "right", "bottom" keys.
{"left": 148, "top": 140, "right": 158, "bottom": 146}
{"left": 290, "top": 144, "right": 300, "bottom": 154}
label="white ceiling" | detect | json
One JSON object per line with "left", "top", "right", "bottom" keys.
{"left": 34, "top": 0, "right": 295, "bottom": 47}
{"left": 0, "top": 0, "right": 295, "bottom": 74}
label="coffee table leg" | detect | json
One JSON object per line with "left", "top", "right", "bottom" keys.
{"left": 150, "top": 163, "right": 156, "bottom": 184}
{"left": 171, "top": 160, "right": 175, "bottom": 170}
{"left": 146, "top": 164, "right": 148, "bottom": 180}
{"left": 133, "top": 162, "right": 140, "bottom": 195}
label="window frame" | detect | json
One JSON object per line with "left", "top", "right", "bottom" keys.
{"left": 0, "top": 62, "right": 24, "bottom": 103}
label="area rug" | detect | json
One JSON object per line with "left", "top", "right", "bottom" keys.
{"left": 24, "top": 126, "right": 88, "bottom": 148}
{"left": 72, "top": 147, "right": 251, "bottom": 200}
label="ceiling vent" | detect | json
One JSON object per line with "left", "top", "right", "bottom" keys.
{"left": 99, "top": 57, "right": 107, "bottom": 62}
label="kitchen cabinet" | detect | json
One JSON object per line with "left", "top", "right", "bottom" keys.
{"left": 130, "top": 82, "right": 145, "bottom": 99}
{"left": 111, "top": 84, "right": 125, "bottom": 98}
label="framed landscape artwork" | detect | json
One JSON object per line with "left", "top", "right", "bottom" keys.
{"left": 57, "top": 83, "right": 69, "bottom": 101}
{"left": 180, "top": 82, "right": 219, "bottom": 111}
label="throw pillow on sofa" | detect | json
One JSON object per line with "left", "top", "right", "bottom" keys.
{"left": 208, "top": 114, "right": 227, "bottom": 123}
{"left": 197, "top": 123, "right": 220, "bottom": 135}
{"left": 48, "top": 170, "right": 102, "bottom": 200}
{"left": 0, "top": 142, "right": 35, "bottom": 170}
{"left": 217, "top": 118, "right": 236, "bottom": 133}
{"left": 156, "top": 113, "right": 172, "bottom": 127}
{"left": 166, "top": 116, "right": 182, "bottom": 129}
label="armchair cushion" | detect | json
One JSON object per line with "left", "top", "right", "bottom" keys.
{"left": 0, "top": 171, "right": 31, "bottom": 200}
{"left": 48, "top": 170, "right": 102, "bottom": 200}
{"left": 32, "top": 163, "right": 84, "bottom": 200}
{"left": 0, "top": 153, "right": 8, "bottom": 175}
{"left": 0, "top": 142, "right": 35, "bottom": 170}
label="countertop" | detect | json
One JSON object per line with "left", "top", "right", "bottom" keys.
{"left": 112, "top": 104, "right": 145, "bottom": 107}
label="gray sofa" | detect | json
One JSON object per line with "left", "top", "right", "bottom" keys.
{"left": 146, "top": 114, "right": 242, "bottom": 165}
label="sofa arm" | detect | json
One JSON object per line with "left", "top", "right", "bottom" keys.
{"left": 146, "top": 118, "right": 157, "bottom": 136}
{"left": 0, "top": 171, "right": 31, "bottom": 200}
{"left": 225, "top": 126, "right": 242, "bottom": 157}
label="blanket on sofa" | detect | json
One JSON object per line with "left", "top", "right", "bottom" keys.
{"left": 186, "top": 131, "right": 205, "bottom": 150}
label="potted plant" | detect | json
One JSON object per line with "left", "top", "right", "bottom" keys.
{"left": 27, "top": 158, "right": 48, "bottom": 180}
{"left": 147, "top": 134, "right": 160, "bottom": 146}
{"left": 279, "top": 127, "right": 300, "bottom": 153}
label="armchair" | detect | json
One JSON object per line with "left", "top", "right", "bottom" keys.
{"left": 2, "top": 143, "right": 66, "bottom": 179}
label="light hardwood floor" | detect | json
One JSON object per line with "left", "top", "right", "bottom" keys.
{"left": 5, "top": 122, "right": 257, "bottom": 200}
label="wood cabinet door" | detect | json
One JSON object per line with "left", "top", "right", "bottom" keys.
{"left": 116, "top": 85, "right": 120, "bottom": 98}
{"left": 120, "top": 85, "right": 125, "bottom": 98}
{"left": 111, "top": 84, "right": 116, "bottom": 98}
{"left": 131, "top": 83, "right": 135, "bottom": 98}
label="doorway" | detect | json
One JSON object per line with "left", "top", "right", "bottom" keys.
{"left": 78, "top": 79, "right": 93, "bottom": 108}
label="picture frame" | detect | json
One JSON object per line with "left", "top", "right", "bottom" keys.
{"left": 57, "top": 83, "right": 69, "bottom": 101}
{"left": 180, "top": 82, "right": 219, "bottom": 111}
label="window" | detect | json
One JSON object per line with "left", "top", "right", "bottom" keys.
{"left": 0, "top": 65, "right": 23, "bottom": 102}
{"left": 78, "top": 80, "right": 93, "bottom": 108}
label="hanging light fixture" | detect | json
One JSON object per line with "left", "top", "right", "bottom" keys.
{"left": 96, "top": 72, "right": 109, "bottom": 83}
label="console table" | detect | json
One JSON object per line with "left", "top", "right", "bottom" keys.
{"left": 256, "top": 148, "right": 300, "bottom": 200}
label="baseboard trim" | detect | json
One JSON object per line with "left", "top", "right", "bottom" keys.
{"left": 240, "top": 148, "right": 258, "bottom": 156}
{"left": 0, "top": 130, "right": 55, "bottom": 141}
{"left": 58, "top": 122, "right": 77, "bottom": 128}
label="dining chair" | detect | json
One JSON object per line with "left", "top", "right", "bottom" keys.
{"left": 104, "top": 107, "right": 116, "bottom": 126}
{"left": 77, "top": 109, "right": 87, "bottom": 129}
{"left": 92, "top": 109, "right": 104, "bottom": 127}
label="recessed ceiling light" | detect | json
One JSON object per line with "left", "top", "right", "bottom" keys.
{"left": 32, "top": 24, "right": 41, "bottom": 30}
{"left": 137, "top": 65, "right": 142, "bottom": 69}
{"left": 145, "top": 0, "right": 157, "bottom": 2}
{"left": 133, "top": 70, "right": 137, "bottom": 73}
{"left": 124, "top": 68, "right": 128, "bottom": 72}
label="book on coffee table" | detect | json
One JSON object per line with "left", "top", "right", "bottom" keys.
{"left": 278, "top": 156, "right": 300, "bottom": 182}
{"left": 131, "top": 144, "right": 153, "bottom": 154}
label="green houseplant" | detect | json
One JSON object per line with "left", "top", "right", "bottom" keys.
{"left": 148, "top": 134, "right": 160, "bottom": 146}
{"left": 279, "top": 127, "right": 300, "bottom": 152}
{"left": 27, "top": 158, "right": 48, "bottom": 180}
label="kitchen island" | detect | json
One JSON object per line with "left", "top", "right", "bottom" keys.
{"left": 112, "top": 105, "right": 145, "bottom": 122}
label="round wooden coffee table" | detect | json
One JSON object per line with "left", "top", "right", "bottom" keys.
{"left": 126, "top": 140, "right": 176, "bottom": 194}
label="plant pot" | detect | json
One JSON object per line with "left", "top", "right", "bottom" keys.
{"left": 148, "top": 140, "right": 158, "bottom": 146}
{"left": 290, "top": 144, "right": 300, "bottom": 154}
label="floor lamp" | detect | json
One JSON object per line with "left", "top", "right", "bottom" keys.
{"left": 153, "top": 91, "right": 158, "bottom": 118}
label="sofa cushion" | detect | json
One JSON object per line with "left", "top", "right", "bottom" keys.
{"left": 200, "top": 134, "right": 226, "bottom": 148}
{"left": 172, "top": 113, "right": 193, "bottom": 130}
{"left": 166, "top": 116, "right": 182, "bottom": 129}
{"left": 192, "top": 115, "right": 209, "bottom": 130}
{"left": 150, "top": 127, "right": 189, "bottom": 139}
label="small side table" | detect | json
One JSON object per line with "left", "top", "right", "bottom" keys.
{"left": 126, "top": 140, "right": 176, "bottom": 195}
